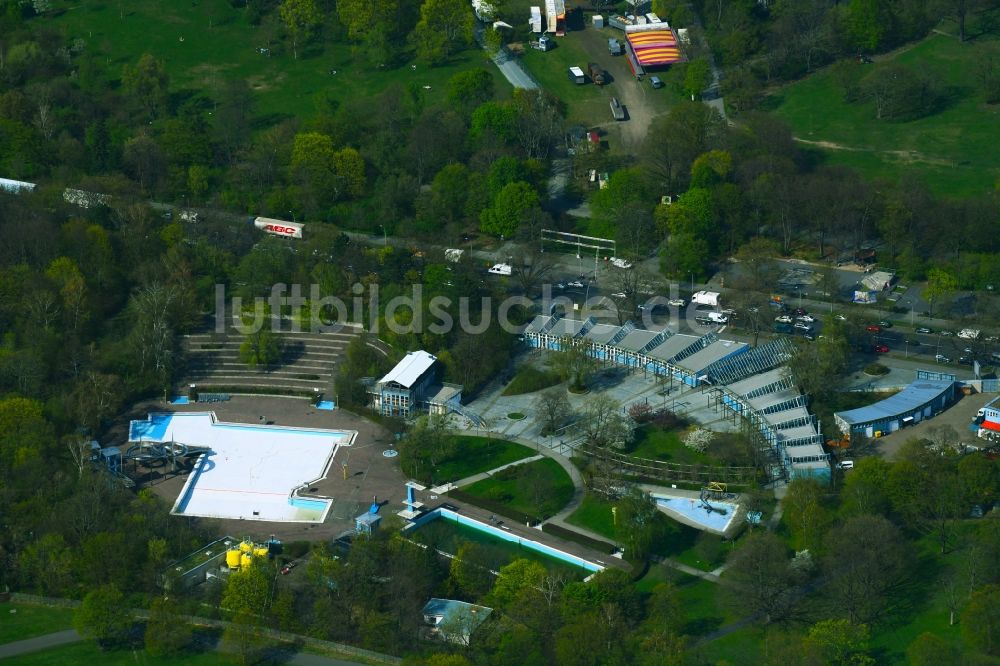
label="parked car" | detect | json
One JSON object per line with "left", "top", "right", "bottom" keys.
{"left": 568, "top": 280, "right": 584, "bottom": 288}
{"left": 874, "top": 344, "right": 889, "bottom": 353}
{"left": 935, "top": 354, "right": 951, "bottom": 363}
{"left": 649, "top": 76, "right": 663, "bottom": 88}
{"left": 555, "top": 282, "right": 566, "bottom": 290}
{"left": 960, "top": 356, "right": 973, "bottom": 365}
{"left": 667, "top": 298, "right": 686, "bottom": 307}
{"left": 793, "top": 308, "right": 808, "bottom": 316}
{"left": 793, "top": 321, "right": 812, "bottom": 331}
{"left": 610, "top": 291, "right": 626, "bottom": 299}
{"left": 940, "top": 330, "right": 955, "bottom": 336}
{"left": 775, "top": 315, "right": 793, "bottom": 324}
{"left": 866, "top": 325, "right": 882, "bottom": 332}
{"left": 803, "top": 332, "right": 816, "bottom": 341}
{"left": 835, "top": 313, "right": 848, "bottom": 321}
{"left": 916, "top": 327, "right": 933, "bottom": 334}
{"left": 836, "top": 460, "right": 854, "bottom": 470}
{"left": 796, "top": 314, "right": 816, "bottom": 323}
{"left": 280, "top": 562, "right": 297, "bottom": 575}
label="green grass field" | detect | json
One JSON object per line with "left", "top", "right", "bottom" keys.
{"left": 0, "top": 603, "right": 75, "bottom": 644}
{"left": 501, "top": 366, "right": 562, "bottom": 396}
{"left": 768, "top": 31, "right": 1000, "bottom": 197}
{"left": 566, "top": 493, "right": 617, "bottom": 539}
{"left": 412, "top": 435, "right": 535, "bottom": 484}
{"left": 46, "top": 0, "right": 510, "bottom": 121}
{"left": 520, "top": 38, "right": 615, "bottom": 126}
{"left": 628, "top": 425, "right": 722, "bottom": 466}
{"left": 463, "top": 458, "right": 574, "bottom": 519}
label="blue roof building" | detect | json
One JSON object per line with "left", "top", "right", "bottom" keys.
{"left": 834, "top": 380, "right": 956, "bottom": 437}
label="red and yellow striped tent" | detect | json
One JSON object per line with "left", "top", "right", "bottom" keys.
{"left": 626, "top": 27, "right": 683, "bottom": 66}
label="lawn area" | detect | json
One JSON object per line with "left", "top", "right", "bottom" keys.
{"left": 3, "top": 641, "right": 226, "bottom": 666}
{"left": 628, "top": 425, "right": 723, "bottom": 466}
{"left": 502, "top": 366, "right": 563, "bottom": 396}
{"left": 463, "top": 458, "right": 574, "bottom": 519}
{"left": 0, "top": 603, "right": 75, "bottom": 644}
{"left": 767, "top": 31, "right": 1000, "bottom": 197}
{"left": 520, "top": 36, "right": 615, "bottom": 125}
{"left": 566, "top": 493, "right": 616, "bottom": 539}
{"left": 410, "top": 435, "right": 535, "bottom": 484}
{"left": 46, "top": 0, "right": 511, "bottom": 122}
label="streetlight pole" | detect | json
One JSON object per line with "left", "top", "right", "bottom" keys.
{"left": 380, "top": 225, "right": 387, "bottom": 246}
{"left": 288, "top": 210, "right": 296, "bottom": 223}
{"left": 690, "top": 271, "right": 694, "bottom": 296}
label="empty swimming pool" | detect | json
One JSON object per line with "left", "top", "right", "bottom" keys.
{"left": 130, "top": 412, "right": 356, "bottom": 523}
{"left": 653, "top": 494, "right": 740, "bottom": 534}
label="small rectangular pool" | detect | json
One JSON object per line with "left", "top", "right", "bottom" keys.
{"left": 653, "top": 494, "right": 740, "bottom": 534}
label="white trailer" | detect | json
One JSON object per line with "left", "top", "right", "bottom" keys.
{"left": 253, "top": 216, "right": 304, "bottom": 239}
{"left": 691, "top": 290, "right": 721, "bottom": 308}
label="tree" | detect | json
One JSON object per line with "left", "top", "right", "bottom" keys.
{"left": 538, "top": 387, "right": 571, "bottom": 435}
{"left": 962, "top": 584, "right": 1000, "bottom": 655}
{"left": 74, "top": 584, "right": 131, "bottom": 648}
{"left": 802, "top": 619, "right": 874, "bottom": 666}
{"left": 222, "top": 562, "right": 271, "bottom": 614}
{"left": 823, "top": 514, "right": 910, "bottom": 624}
{"left": 122, "top": 53, "right": 169, "bottom": 119}
{"left": 615, "top": 486, "right": 659, "bottom": 560}
{"left": 582, "top": 394, "right": 630, "bottom": 449}
{"left": 959, "top": 454, "right": 1000, "bottom": 508}
{"left": 861, "top": 63, "right": 939, "bottom": 121}
{"left": 479, "top": 181, "right": 539, "bottom": 238}
{"left": 447, "top": 69, "right": 494, "bottom": 115}
{"left": 907, "top": 631, "right": 957, "bottom": 666}
{"left": 144, "top": 596, "right": 192, "bottom": 657}
{"left": 448, "top": 542, "right": 494, "bottom": 599}
{"left": 683, "top": 58, "right": 711, "bottom": 100}
{"left": 490, "top": 558, "right": 546, "bottom": 609}
{"left": 511, "top": 244, "right": 555, "bottom": 296}
{"left": 222, "top": 609, "right": 269, "bottom": 666}
{"left": 412, "top": 0, "right": 474, "bottom": 64}
{"left": 722, "top": 532, "right": 799, "bottom": 624}
{"left": 280, "top": 0, "right": 322, "bottom": 60}
{"left": 733, "top": 237, "right": 780, "bottom": 292}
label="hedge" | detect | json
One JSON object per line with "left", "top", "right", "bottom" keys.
{"left": 541, "top": 523, "right": 617, "bottom": 555}
{"left": 447, "top": 488, "right": 539, "bottom": 525}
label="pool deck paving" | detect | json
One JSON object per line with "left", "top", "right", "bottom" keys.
{"left": 112, "top": 395, "right": 406, "bottom": 542}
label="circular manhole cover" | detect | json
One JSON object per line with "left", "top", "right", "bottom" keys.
{"left": 382, "top": 449, "right": 399, "bottom": 458}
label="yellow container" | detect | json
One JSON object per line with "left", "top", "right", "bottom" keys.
{"left": 225, "top": 549, "right": 241, "bottom": 570}
{"left": 239, "top": 540, "right": 253, "bottom": 553}
{"left": 254, "top": 546, "right": 269, "bottom": 559}
{"left": 240, "top": 553, "right": 253, "bottom": 569}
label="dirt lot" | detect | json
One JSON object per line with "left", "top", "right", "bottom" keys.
{"left": 117, "top": 395, "right": 406, "bottom": 542}
{"left": 573, "top": 26, "right": 672, "bottom": 151}
{"left": 870, "top": 391, "right": 994, "bottom": 460}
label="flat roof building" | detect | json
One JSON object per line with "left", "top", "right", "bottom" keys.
{"left": 371, "top": 351, "right": 463, "bottom": 419}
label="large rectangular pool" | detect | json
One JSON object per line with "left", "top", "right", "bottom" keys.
{"left": 130, "top": 412, "right": 356, "bottom": 523}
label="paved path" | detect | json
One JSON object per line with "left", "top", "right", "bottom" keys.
{"left": 0, "top": 628, "right": 368, "bottom": 665}
{"left": 0, "top": 629, "right": 82, "bottom": 659}
{"left": 474, "top": 24, "right": 538, "bottom": 90}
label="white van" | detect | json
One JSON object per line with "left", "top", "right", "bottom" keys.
{"left": 487, "top": 263, "right": 512, "bottom": 276}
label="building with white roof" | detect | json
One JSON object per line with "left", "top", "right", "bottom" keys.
{"left": 370, "top": 351, "right": 462, "bottom": 418}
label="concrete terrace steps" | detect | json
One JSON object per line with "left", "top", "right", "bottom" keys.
{"left": 184, "top": 348, "right": 346, "bottom": 359}
{"left": 184, "top": 360, "right": 332, "bottom": 371}
{"left": 183, "top": 331, "right": 360, "bottom": 342}
{"left": 185, "top": 369, "right": 328, "bottom": 380}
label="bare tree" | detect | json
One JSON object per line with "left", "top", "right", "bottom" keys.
{"left": 537, "top": 387, "right": 572, "bottom": 435}
{"left": 512, "top": 244, "right": 556, "bottom": 297}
